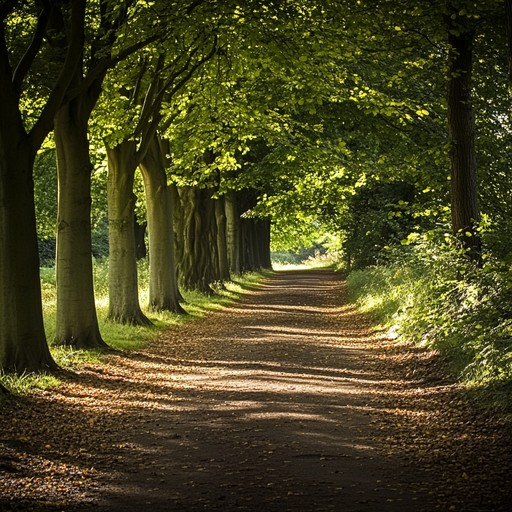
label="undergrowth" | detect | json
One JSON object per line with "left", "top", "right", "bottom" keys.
{"left": 0, "top": 260, "right": 267, "bottom": 395}
{"left": 346, "top": 234, "right": 512, "bottom": 409}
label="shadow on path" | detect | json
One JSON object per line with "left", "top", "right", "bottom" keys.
{"left": 1, "top": 269, "right": 511, "bottom": 511}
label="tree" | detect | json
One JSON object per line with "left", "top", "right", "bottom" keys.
{"left": 53, "top": 0, "right": 162, "bottom": 345}
{"left": 446, "top": 5, "right": 481, "bottom": 261}
{"left": 173, "top": 184, "right": 219, "bottom": 294}
{"left": 102, "top": 20, "right": 217, "bottom": 323}
{"left": 215, "top": 194, "right": 231, "bottom": 281}
{"left": 0, "top": 0, "right": 86, "bottom": 372}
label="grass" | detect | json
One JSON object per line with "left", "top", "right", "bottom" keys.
{"left": 0, "top": 260, "right": 268, "bottom": 395}
{"left": 271, "top": 256, "right": 337, "bottom": 272}
{"left": 345, "top": 244, "right": 512, "bottom": 413}
{"left": 0, "top": 371, "right": 61, "bottom": 395}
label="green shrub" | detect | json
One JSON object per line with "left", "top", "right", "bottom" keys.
{"left": 347, "top": 235, "right": 512, "bottom": 387}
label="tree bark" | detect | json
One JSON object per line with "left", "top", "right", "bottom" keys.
{"left": 257, "top": 218, "right": 272, "bottom": 270}
{"left": 54, "top": 102, "right": 107, "bottom": 348}
{"left": 170, "top": 182, "right": 185, "bottom": 286}
{"left": 0, "top": 0, "right": 86, "bottom": 371}
{"left": 0, "top": 145, "right": 57, "bottom": 372}
{"left": 225, "top": 190, "right": 241, "bottom": 274}
{"left": 134, "top": 220, "right": 147, "bottom": 260}
{"left": 140, "top": 136, "right": 184, "bottom": 313}
{"left": 175, "top": 186, "right": 218, "bottom": 294}
{"left": 106, "top": 141, "right": 151, "bottom": 325}
{"left": 446, "top": 9, "right": 481, "bottom": 261}
{"left": 241, "top": 217, "right": 257, "bottom": 271}
{"left": 225, "top": 189, "right": 271, "bottom": 273}
{"left": 215, "top": 196, "right": 231, "bottom": 282}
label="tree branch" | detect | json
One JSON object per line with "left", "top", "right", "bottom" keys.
{"left": 66, "top": 34, "right": 160, "bottom": 102}
{"left": 29, "top": 0, "right": 86, "bottom": 153}
{"left": 134, "top": 55, "right": 165, "bottom": 135}
{"left": 12, "top": 1, "right": 51, "bottom": 95}
{"left": 136, "top": 36, "right": 218, "bottom": 162}
{"left": 0, "top": 1, "right": 16, "bottom": 99}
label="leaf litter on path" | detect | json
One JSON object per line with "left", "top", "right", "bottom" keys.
{"left": 1, "top": 269, "right": 511, "bottom": 511}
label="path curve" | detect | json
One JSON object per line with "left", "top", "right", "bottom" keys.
{"left": 1, "top": 269, "right": 511, "bottom": 511}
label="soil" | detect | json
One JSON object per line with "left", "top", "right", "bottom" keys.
{"left": 1, "top": 268, "right": 511, "bottom": 512}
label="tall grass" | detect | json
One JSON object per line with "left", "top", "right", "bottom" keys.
{"left": 346, "top": 238, "right": 512, "bottom": 395}
{"left": 1, "top": 259, "right": 266, "bottom": 394}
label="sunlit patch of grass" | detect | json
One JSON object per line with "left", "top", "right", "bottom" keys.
{"left": 346, "top": 244, "right": 512, "bottom": 414}
{"left": 0, "top": 263, "right": 268, "bottom": 398}
{"left": 346, "top": 265, "right": 409, "bottom": 325}
{"left": 40, "top": 261, "right": 267, "bottom": 353}
{"left": 0, "top": 371, "right": 60, "bottom": 395}
{"left": 98, "top": 310, "right": 164, "bottom": 351}
{"left": 179, "top": 272, "right": 267, "bottom": 318}
{"left": 52, "top": 346, "right": 104, "bottom": 367}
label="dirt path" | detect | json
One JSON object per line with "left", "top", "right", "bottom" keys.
{"left": 1, "top": 269, "right": 511, "bottom": 511}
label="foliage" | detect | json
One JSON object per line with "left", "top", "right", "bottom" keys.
{"left": 340, "top": 181, "right": 419, "bottom": 270}
{"left": 34, "top": 149, "right": 58, "bottom": 240}
{"left": 271, "top": 251, "right": 305, "bottom": 265}
{"left": 347, "top": 235, "right": 512, "bottom": 387}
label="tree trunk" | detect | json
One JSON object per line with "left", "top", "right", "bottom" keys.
{"left": 140, "top": 136, "right": 184, "bottom": 313}
{"left": 54, "top": 103, "right": 107, "bottom": 348}
{"left": 446, "top": 9, "right": 481, "bottom": 261}
{"left": 170, "top": 182, "right": 185, "bottom": 287}
{"left": 257, "top": 218, "right": 272, "bottom": 270}
{"left": 229, "top": 189, "right": 263, "bottom": 273}
{"left": 240, "top": 217, "right": 255, "bottom": 271}
{"left": 0, "top": 0, "right": 87, "bottom": 371}
{"left": 215, "top": 196, "right": 231, "bottom": 282}
{"left": 0, "top": 145, "right": 57, "bottom": 372}
{"left": 225, "top": 190, "right": 241, "bottom": 274}
{"left": 134, "top": 220, "right": 147, "bottom": 260}
{"left": 175, "top": 186, "right": 218, "bottom": 294}
{"left": 106, "top": 141, "right": 151, "bottom": 325}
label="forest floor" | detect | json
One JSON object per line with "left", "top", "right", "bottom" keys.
{"left": 1, "top": 268, "right": 512, "bottom": 512}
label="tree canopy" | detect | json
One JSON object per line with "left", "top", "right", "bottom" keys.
{"left": 1, "top": 0, "right": 512, "bottom": 372}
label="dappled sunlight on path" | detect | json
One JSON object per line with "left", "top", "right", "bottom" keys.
{"left": 1, "top": 269, "right": 511, "bottom": 511}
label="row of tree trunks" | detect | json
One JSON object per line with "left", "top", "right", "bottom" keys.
{"left": 173, "top": 186, "right": 220, "bottom": 295}
{"left": 225, "top": 189, "right": 272, "bottom": 274}
{"left": 172, "top": 184, "right": 272, "bottom": 294}
{"left": 240, "top": 217, "right": 272, "bottom": 271}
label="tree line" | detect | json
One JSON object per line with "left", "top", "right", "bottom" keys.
{"left": 1, "top": 1, "right": 511, "bottom": 375}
